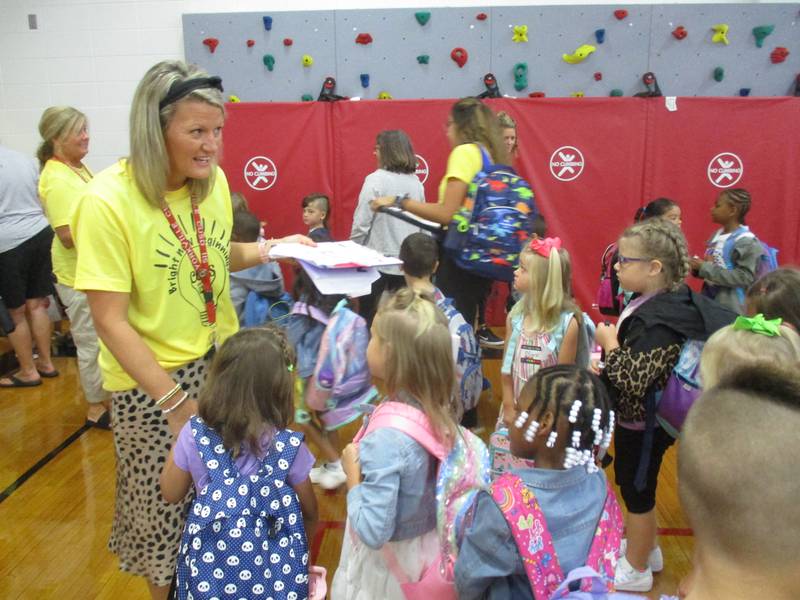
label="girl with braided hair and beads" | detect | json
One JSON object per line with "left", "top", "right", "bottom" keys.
{"left": 456, "top": 365, "right": 620, "bottom": 599}
{"left": 594, "top": 219, "right": 735, "bottom": 593}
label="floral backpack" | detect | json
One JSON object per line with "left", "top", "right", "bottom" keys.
{"left": 352, "top": 400, "right": 491, "bottom": 599}
{"left": 490, "top": 472, "right": 633, "bottom": 599}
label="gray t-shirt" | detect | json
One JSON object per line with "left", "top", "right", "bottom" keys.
{"left": 0, "top": 145, "right": 49, "bottom": 253}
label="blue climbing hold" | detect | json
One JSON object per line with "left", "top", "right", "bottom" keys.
{"left": 739, "top": 88, "right": 751, "bottom": 97}
{"left": 595, "top": 28, "right": 606, "bottom": 44}
{"left": 263, "top": 16, "right": 273, "bottom": 31}
{"left": 360, "top": 73, "right": 370, "bottom": 88}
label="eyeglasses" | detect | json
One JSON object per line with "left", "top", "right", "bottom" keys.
{"left": 617, "top": 255, "right": 652, "bottom": 265}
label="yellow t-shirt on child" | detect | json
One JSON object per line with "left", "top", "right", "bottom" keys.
{"left": 437, "top": 143, "right": 483, "bottom": 204}
{"left": 71, "top": 159, "right": 237, "bottom": 391}
{"left": 39, "top": 159, "right": 92, "bottom": 287}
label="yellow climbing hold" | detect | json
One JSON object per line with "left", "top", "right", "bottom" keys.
{"left": 302, "top": 54, "right": 314, "bottom": 67}
{"left": 570, "top": 91, "right": 585, "bottom": 98}
{"left": 228, "top": 95, "right": 241, "bottom": 103}
{"left": 711, "top": 24, "right": 729, "bottom": 45}
{"left": 378, "top": 91, "right": 393, "bottom": 100}
{"left": 512, "top": 25, "right": 528, "bottom": 43}
{"left": 562, "top": 44, "right": 596, "bottom": 64}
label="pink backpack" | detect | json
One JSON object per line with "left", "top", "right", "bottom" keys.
{"left": 491, "top": 472, "right": 628, "bottom": 599}
{"left": 353, "top": 400, "right": 491, "bottom": 600}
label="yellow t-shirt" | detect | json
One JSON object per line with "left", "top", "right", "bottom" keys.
{"left": 39, "top": 159, "right": 92, "bottom": 287}
{"left": 71, "top": 160, "right": 237, "bottom": 391}
{"left": 437, "top": 143, "right": 483, "bottom": 204}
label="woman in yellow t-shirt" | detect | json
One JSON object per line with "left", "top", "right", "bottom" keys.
{"left": 71, "top": 61, "right": 312, "bottom": 599}
{"left": 37, "top": 106, "right": 111, "bottom": 428}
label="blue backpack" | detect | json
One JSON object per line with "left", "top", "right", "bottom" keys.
{"left": 443, "top": 145, "right": 537, "bottom": 282}
{"left": 720, "top": 226, "right": 779, "bottom": 305}
{"left": 175, "top": 417, "right": 309, "bottom": 600}
{"left": 243, "top": 291, "right": 294, "bottom": 328}
{"left": 433, "top": 289, "right": 483, "bottom": 414}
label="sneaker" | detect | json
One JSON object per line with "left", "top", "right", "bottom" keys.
{"left": 614, "top": 555, "right": 653, "bottom": 592}
{"left": 619, "top": 538, "right": 664, "bottom": 573}
{"left": 318, "top": 463, "right": 347, "bottom": 490}
{"left": 476, "top": 326, "right": 504, "bottom": 348}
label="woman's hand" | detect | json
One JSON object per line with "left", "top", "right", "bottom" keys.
{"left": 277, "top": 234, "right": 316, "bottom": 247}
{"left": 595, "top": 322, "right": 619, "bottom": 353}
{"left": 342, "top": 443, "right": 361, "bottom": 489}
{"left": 369, "top": 196, "right": 395, "bottom": 212}
{"left": 164, "top": 395, "right": 198, "bottom": 437}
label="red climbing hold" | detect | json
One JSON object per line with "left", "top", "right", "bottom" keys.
{"left": 476, "top": 13, "right": 488, "bottom": 21}
{"left": 528, "top": 91, "right": 546, "bottom": 98}
{"left": 202, "top": 38, "right": 219, "bottom": 53}
{"left": 614, "top": 9, "right": 628, "bottom": 20}
{"left": 246, "top": 39, "right": 255, "bottom": 48}
{"left": 450, "top": 47, "right": 468, "bottom": 68}
{"left": 283, "top": 38, "right": 293, "bottom": 46}
{"left": 672, "top": 26, "right": 688, "bottom": 40}
{"left": 594, "top": 72, "right": 603, "bottom": 81}
{"left": 355, "top": 33, "right": 373, "bottom": 45}
{"left": 770, "top": 47, "right": 790, "bottom": 64}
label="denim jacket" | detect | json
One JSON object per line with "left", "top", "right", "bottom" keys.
{"left": 455, "top": 465, "right": 607, "bottom": 600}
{"left": 346, "top": 422, "right": 438, "bottom": 549}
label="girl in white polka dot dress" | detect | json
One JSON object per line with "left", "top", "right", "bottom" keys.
{"left": 161, "top": 326, "right": 319, "bottom": 599}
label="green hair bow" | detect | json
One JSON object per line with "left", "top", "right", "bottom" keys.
{"left": 733, "top": 313, "right": 783, "bottom": 337}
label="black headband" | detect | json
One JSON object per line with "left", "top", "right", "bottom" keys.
{"left": 159, "top": 76, "right": 224, "bottom": 111}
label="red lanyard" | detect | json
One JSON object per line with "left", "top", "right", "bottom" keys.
{"left": 161, "top": 199, "right": 216, "bottom": 325}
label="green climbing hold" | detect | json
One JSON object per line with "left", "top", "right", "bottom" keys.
{"left": 417, "top": 54, "right": 430, "bottom": 64}
{"left": 415, "top": 11, "right": 431, "bottom": 26}
{"left": 513, "top": 62, "right": 528, "bottom": 92}
{"left": 301, "top": 94, "right": 314, "bottom": 102}
{"left": 713, "top": 66, "right": 725, "bottom": 82}
{"left": 752, "top": 25, "right": 774, "bottom": 48}
{"left": 610, "top": 89, "right": 624, "bottom": 97}
{"left": 263, "top": 54, "right": 275, "bottom": 71}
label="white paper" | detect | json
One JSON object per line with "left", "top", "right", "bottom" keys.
{"left": 297, "top": 260, "right": 379, "bottom": 297}
{"left": 269, "top": 240, "right": 403, "bottom": 269}
{"left": 665, "top": 96, "right": 678, "bottom": 112}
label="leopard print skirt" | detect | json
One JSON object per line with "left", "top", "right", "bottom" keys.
{"left": 108, "top": 358, "right": 208, "bottom": 587}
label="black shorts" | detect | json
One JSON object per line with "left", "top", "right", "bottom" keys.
{"left": 0, "top": 226, "right": 55, "bottom": 309}
{"left": 434, "top": 253, "right": 493, "bottom": 329}
{"left": 613, "top": 425, "right": 675, "bottom": 514}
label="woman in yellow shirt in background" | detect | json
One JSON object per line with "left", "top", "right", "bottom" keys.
{"left": 38, "top": 106, "right": 110, "bottom": 428}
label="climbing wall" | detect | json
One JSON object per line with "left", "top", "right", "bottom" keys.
{"left": 183, "top": 4, "right": 799, "bottom": 101}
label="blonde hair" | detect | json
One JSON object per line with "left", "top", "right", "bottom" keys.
{"left": 450, "top": 97, "right": 508, "bottom": 165}
{"left": 375, "top": 288, "right": 458, "bottom": 443}
{"left": 620, "top": 219, "right": 689, "bottom": 291}
{"left": 511, "top": 244, "right": 577, "bottom": 333}
{"left": 700, "top": 323, "right": 800, "bottom": 388}
{"left": 128, "top": 60, "right": 225, "bottom": 207}
{"left": 37, "top": 106, "right": 87, "bottom": 170}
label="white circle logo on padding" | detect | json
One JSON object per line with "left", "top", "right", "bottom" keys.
{"left": 549, "top": 146, "right": 585, "bottom": 181}
{"left": 415, "top": 154, "right": 429, "bottom": 184}
{"left": 707, "top": 152, "right": 743, "bottom": 188}
{"left": 244, "top": 156, "right": 278, "bottom": 190}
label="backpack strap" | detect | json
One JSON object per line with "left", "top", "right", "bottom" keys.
{"left": 582, "top": 483, "right": 624, "bottom": 589}
{"left": 501, "top": 314, "right": 523, "bottom": 375}
{"left": 720, "top": 225, "right": 751, "bottom": 270}
{"left": 476, "top": 144, "right": 493, "bottom": 171}
{"left": 192, "top": 415, "right": 240, "bottom": 482}
{"left": 490, "top": 473, "right": 564, "bottom": 599}
{"left": 353, "top": 400, "right": 448, "bottom": 461}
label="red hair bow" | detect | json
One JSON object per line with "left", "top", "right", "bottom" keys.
{"left": 529, "top": 236, "right": 562, "bottom": 258}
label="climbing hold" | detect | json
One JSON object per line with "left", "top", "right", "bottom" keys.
{"left": 594, "top": 72, "right": 603, "bottom": 81}
{"left": 752, "top": 25, "right": 774, "bottom": 48}
{"left": 571, "top": 91, "right": 585, "bottom": 98}
{"left": 417, "top": 54, "right": 430, "bottom": 64}
{"left": 478, "top": 73, "right": 502, "bottom": 98}
{"left": 302, "top": 54, "right": 314, "bottom": 67}
{"left": 634, "top": 72, "right": 662, "bottom": 97}
{"left": 713, "top": 66, "right": 725, "bottom": 82}
{"left": 672, "top": 26, "right": 688, "bottom": 40}
{"left": 228, "top": 95, "right": 240, "bottom": 103}
{"left": 450, "top": 47, "right": 468, "bottom": 68}
{"left": 476, "top": 13, "right": 488, "bottom": 21}
{"left": 283, "top": 38, "right": 293, "bottom": 46}
{"left": 794, "top": 73, "right": 800, "bottom": 96}
{"left": 360, "top": 73, "right": 370, "bottom": 88}
{"left": 301, "top": 94, "right": 314, "bottom": 102}
{"left": 355, "top": 33, "right": 373, "bottom": 45}
{"left": 562, "top": 44, "right": 596, "bottom": 64}
{"left": 263, "top": 16, "right": 273, "bottom": 31}
{"left": 378, "top": 91, "right": 393, "bottom": 100}
{"left": 512, "top": 25, "right": 528, "bottom": 43}
{"left": 513, "top": 63, "right": 528, "bottom": 91}
{"left": 610, "top": 89, "right": 624, "bottom": 97}
{"left": 263, "top": 54, "right": 275, "bottom": 71}
{"left": 415, "top": 11, "right": 431, "bottom": 26}
{"left": 595, "top": 29, "right": 606, "bottom": 44}
{"left": 318, "top": 77, "right": 345, "bottom": 101}
{"left": 771, "top": 47, "right": 790, "bottom": 63}
{"left": 614, "top": 9, "right": 628, "bottom": 20}
{"left": 202, "top": 38, "right": 219, "bottom": 53}
{"left": 711, "top": 24, "right": 730, "bottom": 45}
{"left": 528, "top": 91, "right": 546, "bottom": 98}
{"left": 739, "top": 88, "right": 751, "bottom": 97}
{"left": 246, "top": 39, "right": 255, "bottom": 48}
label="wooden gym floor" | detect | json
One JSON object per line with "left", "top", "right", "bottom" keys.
{"left": 0, "top": 336, "right": 692, "bottom": 599}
